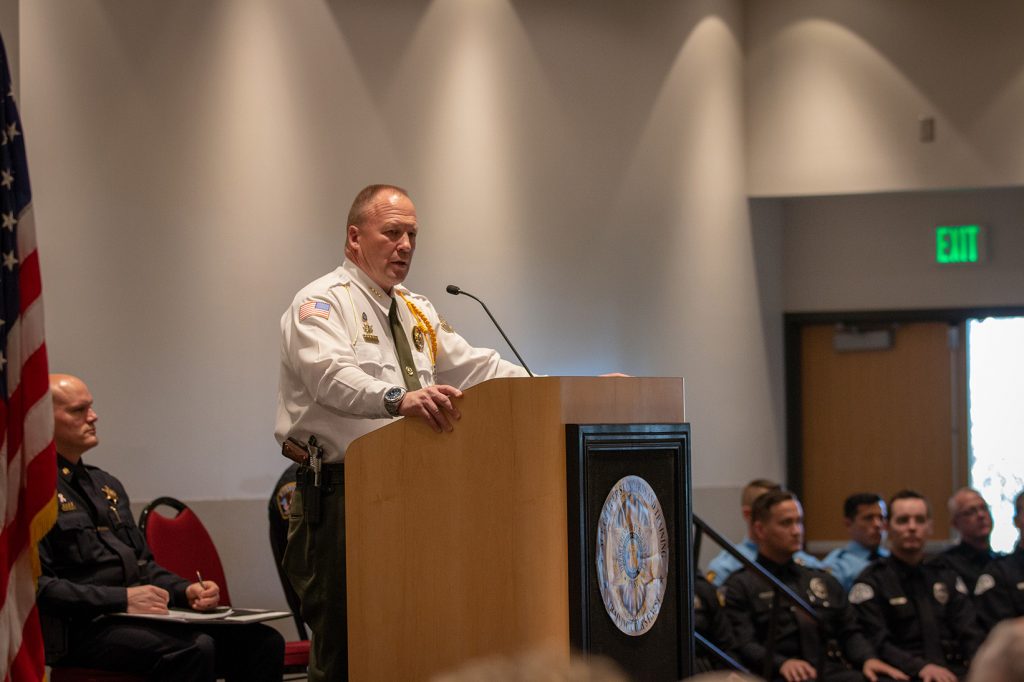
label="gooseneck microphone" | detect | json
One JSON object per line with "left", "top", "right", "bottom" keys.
{"left": 446, "top": 284, "right": 534, "bottom": 377}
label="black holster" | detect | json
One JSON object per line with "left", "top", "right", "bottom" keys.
{"left": 297, "top": 464, "right": 344, "bottom": 527}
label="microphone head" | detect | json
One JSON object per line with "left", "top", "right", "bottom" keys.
{"left": 445, "top": 284, "right": 461, "bottom": 295}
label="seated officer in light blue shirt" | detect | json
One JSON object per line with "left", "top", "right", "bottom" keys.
{"left": 706, "top": 478, "right": 824, "bottom": 586}
{"left": 823, "top": 492, "right": 889, "bottom": 592}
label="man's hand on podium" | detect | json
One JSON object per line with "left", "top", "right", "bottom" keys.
{"left": 399, "top": 385, "right": 463, "bottom": 433}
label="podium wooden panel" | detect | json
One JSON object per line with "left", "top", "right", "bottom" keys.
{"left": 345, "top": 376, "right": 685, "bottom": 681}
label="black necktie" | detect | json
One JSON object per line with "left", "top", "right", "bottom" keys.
{"left": 389, "top": 297, "right": 422, "bottom": 391}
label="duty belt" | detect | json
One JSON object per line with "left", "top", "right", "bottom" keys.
{"left": 297, "top": 464, "right": 344, "bottom": 486}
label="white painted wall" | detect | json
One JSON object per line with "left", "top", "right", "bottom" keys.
{"left": 20, "top": 0, "right": 779, "bottom": 604}
{"left": 19, "top": 0, "right": 1024, "bottom": 613}
{"left": 746, "top": 0, "right": 1024, "bottom": 196}
{"left": 0, "top": 0, "right": 15, "bottom": 88}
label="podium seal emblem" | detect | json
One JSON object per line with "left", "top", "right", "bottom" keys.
{"left": 595, "top": 475, "right": 669, "bottom": 636}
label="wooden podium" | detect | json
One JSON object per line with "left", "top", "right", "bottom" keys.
{"left": 345, "top": 376, "right": 691, "bottom": 681}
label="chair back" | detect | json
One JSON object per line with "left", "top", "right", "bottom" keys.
{"left": 139, "top": 496, "right": 232, "bottom": 606}
{"left": 50, "top": 669, "right": 144, "bottom": 682}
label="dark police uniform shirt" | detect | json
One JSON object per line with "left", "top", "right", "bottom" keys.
{"left": 849, "top": 556, "right": 985, "bottom": 677}
{"left": 36, "top": 455, "right": 190, "bottom": 658}
{"left": 973, "top": 546, "right": 1024, "bottom": 630}
{"left": 929, "top": 542, "right": 1002, "bottom": 595}
{"left": 723, "top": 554, "right": 874, "bottom": 677}
{"left": 693, "top": 573, "right": 736, "bottom": 671}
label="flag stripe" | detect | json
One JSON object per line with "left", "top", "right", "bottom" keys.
{"left": 9, "top": 606, "right": 45, "bottom": 681}
{"left": 17, "top": 250, "right": 40, "bottom": 316}
{"left": 0, "top": 27, "right": 54, "bottom": 681}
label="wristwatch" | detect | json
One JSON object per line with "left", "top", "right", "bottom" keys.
{"left": 384, "top": 386, "right": 407, "bottom": 417}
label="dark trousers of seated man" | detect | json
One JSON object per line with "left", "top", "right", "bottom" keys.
{"left": 56, "top": 619, "right": 285, "bottom": 681}
{"left": 283, "top": 465, "right": 346, "bottom": 682}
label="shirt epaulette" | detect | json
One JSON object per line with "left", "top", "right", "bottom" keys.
{"left": 397, "top": 286, "right": 429, "bottom": 303}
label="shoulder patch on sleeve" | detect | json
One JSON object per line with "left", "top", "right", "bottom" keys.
{"left": 974, "top": 573, "right": 996, "bottom": 596}
{"left": 955, "top": 576, "right": 968, "bottom": 595}
{"left": 299, "top": 300, "right": 331, "bottom": 322}
{"left": 275, "top": 481, "right": 296, "bottom": 519}
{"left": 849, "top": 582, "right": 874, "bottom": 604}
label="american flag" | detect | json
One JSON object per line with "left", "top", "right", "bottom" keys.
{"left": 0, "top": 32, "right": 56, "bottom": 682}
{"left": 299, "top": 300, "right": 331, "bottom": 321}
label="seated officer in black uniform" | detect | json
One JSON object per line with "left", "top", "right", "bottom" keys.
{"left": 37, "top": 374, "right": 285, "bottom": 681}
{"left": 929, "top": 488, "right": 1001, "bottom": 595}
{"left": 693, "top": 572, "right": 737, "bottom": 672}
{"left": 723, "top": 489, "right": 905, "bottom": 682}
{"left": 973, "top": 489, "right": 1024, "bottom": 630}
{"left": 850, "top": 490, "right": 986, "bottom": 682}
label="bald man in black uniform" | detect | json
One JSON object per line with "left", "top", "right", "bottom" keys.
{"left": 37, "top": 374, "right": 285, "bottom": 681}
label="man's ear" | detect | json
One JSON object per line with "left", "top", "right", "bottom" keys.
{"left": 741, "top": 506, "right": 753, "bottom": 523}
{"left": 751, "top": 520, "right": 764, "bottom": 543}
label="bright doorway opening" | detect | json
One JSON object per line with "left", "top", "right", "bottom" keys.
{"left": 967, "top": 316, "right": 1024, "bottom": 553}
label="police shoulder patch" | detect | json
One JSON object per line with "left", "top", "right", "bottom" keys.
{"left": 955, "top": 576, "right": 968, "bottom": 595}
{"left": 849, "top": 582, "right": 874, "bottom": 604}
{"left": 809, "top": 576, "right": 829, "bottom": 600}
{"left": 974, "top": 573, "right": 996, "bottom": 596}
{"left": 275, "top": 481, "right": 296, "bottom": 519}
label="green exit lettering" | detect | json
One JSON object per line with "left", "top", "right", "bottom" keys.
{"left": 936, "top": 225, "right": 981, "bottom": 264}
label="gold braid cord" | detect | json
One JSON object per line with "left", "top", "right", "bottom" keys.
{"left": 397, "top": 291, "right": 437, "bottom": 370}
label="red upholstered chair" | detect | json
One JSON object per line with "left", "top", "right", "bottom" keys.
{"left": 138, "top": 497, "right": 231, "bottom": 605}
{"left": 139, "top": 496, "right": 309, "bottom": 675}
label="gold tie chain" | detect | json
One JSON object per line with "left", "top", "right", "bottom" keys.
{"left": 397, "top": 291, "right": 437, "bottom": 370}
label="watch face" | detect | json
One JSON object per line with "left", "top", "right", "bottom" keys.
{"left": 385, "top": 387, "right": 403, "bottom": 402}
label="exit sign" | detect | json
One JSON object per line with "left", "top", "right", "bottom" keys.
{"left": 935, "top": 224, "right": 985, "bottom": 264}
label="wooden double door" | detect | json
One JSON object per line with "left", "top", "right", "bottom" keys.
{"left": 790, "top": 320, "right": 967, "bottom": 545}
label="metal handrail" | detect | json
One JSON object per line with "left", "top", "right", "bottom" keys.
{"left": 693, "top": 514, "right": 828, "bottom": 680}
{"left": 694, "top": 632, "right": 749, "bottom": 675}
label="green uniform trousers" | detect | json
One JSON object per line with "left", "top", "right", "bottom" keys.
{"left": 283, "top": 466, "right": 347, "bottom": 682}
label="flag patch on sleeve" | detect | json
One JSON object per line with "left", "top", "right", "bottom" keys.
{"left": 299, "top": 300, "right": 331, "bottom": 321}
